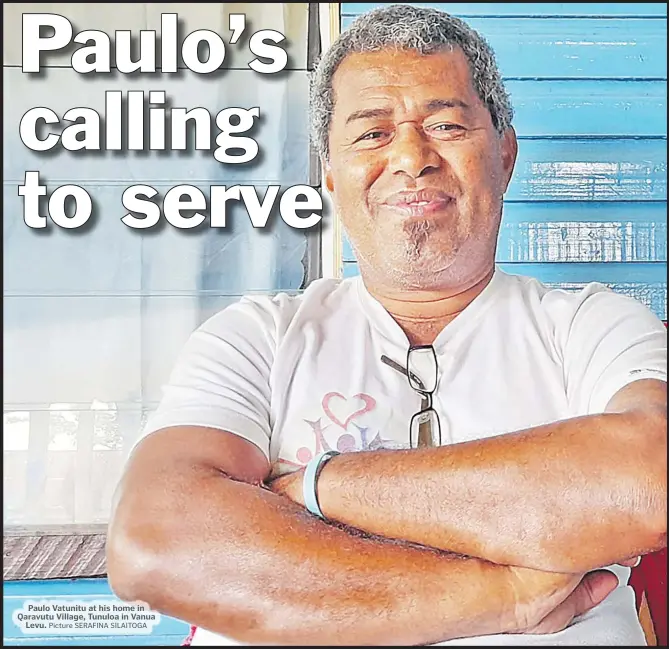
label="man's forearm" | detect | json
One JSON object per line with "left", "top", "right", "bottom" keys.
{"left": 107, "top": 461, "right": 516, "bottom": 646}
{"left": 315, "top": 409, "right": 666, "bottom": 573}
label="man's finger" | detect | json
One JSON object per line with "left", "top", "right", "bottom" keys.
{"left": 565, "top": 570, "right": 619, "bottom": 617}
{"left": 526, "top": 570, "right": 619, "bottom": 635}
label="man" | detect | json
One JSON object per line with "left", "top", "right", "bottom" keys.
{"left": 106, "top": 5, "right": 667, "bottom": 646}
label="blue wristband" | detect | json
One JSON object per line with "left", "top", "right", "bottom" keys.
{"left": 303, "top": 450, "right": 340, "bottom": 519}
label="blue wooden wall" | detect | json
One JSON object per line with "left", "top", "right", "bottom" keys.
{"left": 340, "top": 2, "right": 667, "bottom": 321}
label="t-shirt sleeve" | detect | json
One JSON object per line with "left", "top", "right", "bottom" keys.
{"left": 135, "top": 296, "right": 278, "bottom": 460}
{"left": 558, "top": 284, "right": 667, "bottom": 415}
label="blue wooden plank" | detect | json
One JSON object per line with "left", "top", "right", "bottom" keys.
{"left": 342, "top": 262, "right": 361, "bottom": 279}
{"left": 342, "top": 202, "right": 667, "bottom": 263}
{"left": 498, "top": 261, "right": 666, "bottom": 283}
{"left": 342, "top": 4, "right": 667, "bottom": 18}
{"left": 497, "top": 202, "right": 667, "bottom": 262}
{"left": 4, "top": 580, "right": 114, "bottom": 597}
{"left": 508, "top": 139, "right": 666, "bottom": 202}
{"left": 508, "top": 81, "right": 666, "bottom": 137}
{"left": 473, "top": 18, "right": 666, "bottom": 80}
{"left": 340, "top": 17, "right": 667, "bottom": 79}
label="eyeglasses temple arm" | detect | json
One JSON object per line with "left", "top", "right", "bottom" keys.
{"left": 380, "top": 355, "right": 426, "bottom": 391}
{"left": 380, "top": 355, "right": 408, "bottom": 377}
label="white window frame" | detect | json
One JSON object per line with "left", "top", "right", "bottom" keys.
{"left": 318, "top": 3, "right": 344, "bottom": 280}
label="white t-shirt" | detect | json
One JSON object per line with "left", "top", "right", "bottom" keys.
{"left": 140, "top": 267, "right": 667, "bottom": 646}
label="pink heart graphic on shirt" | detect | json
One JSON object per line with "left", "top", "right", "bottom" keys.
{"left": 322, "top": 392, "right": 376, "bottom": 430}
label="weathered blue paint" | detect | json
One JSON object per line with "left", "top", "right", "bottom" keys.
{"left": 507, "top": 81, "right": 665, "bottom": 137}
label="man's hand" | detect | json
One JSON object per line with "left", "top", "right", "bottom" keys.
{"left": 268, "top": 468, "right": 305, "bottom": 507}
{"left": 508, "top": 565, "right": 619, "bottom": 635}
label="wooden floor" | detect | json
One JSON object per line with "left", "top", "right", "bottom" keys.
{"left": 4, "top": 526, "right": 107, "bottom": 581}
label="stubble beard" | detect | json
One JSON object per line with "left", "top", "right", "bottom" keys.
{"left": 359, "top": 218, "right": 456, "bottom": 290}
{"left": 404, "top": 219, "right": 433, "bottom": 263}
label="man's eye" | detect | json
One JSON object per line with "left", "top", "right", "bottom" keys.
{"left": 359, "top": 130, "right": 386, "bottom": 141}
{"left": 430, "top": 123, "right": 465, "bottom": 135}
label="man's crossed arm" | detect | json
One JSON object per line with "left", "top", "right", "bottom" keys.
{"left": 271, "top": 378, "right": 667, "bottom": 574}
{"left": 106, "top": 380, "right": 664, "bottom": 645}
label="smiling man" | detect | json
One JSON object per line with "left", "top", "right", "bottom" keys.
{"left": 106, "top": 5, "right": 667, "bottom": 646}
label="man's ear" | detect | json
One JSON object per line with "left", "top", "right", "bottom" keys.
{"left": 501, "top": 127, "right": 518, "bottom": 192}
{"left": 324, "top": 162, "right": 335, "bottom": 194}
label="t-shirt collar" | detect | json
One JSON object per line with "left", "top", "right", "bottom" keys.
{"left": 355, "top": 265, "right": 506, "bottom": 352}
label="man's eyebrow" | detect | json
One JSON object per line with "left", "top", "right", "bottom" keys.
{"left": 344, "top": 107, "right": 394, "bottom": 125}
{"left": 425, "top": 98, "right": 470, "bottom": 112}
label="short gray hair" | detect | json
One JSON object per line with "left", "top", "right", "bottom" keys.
{"left": 309, "top": 4, "right": 514, "bottom": 161}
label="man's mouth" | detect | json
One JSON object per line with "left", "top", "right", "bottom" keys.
{"left": 382, "top": 189, "right": 454, "bottom": 216}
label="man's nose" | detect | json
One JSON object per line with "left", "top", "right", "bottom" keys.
{"left": 387, "top": 124, "right": 441, "bottom": 179}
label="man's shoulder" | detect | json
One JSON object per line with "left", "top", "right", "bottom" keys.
{"left": 497, "top": 269, "right": 663, "bottom": 333}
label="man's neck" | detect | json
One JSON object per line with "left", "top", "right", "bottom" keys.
{"left": 363, "top": 266, "right": 496, "bottom": 346}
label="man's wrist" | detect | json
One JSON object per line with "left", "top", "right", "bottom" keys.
{"left": 450, "top": 559, "right": 519, "bottom": 637}
{"left": 420, "top": 556, "right": 518, "bottom": 640}
{"left": 303, "top": 450, "right": 340, "bottom": 518}
{"left": 309, "top": 450, "right": 344, "bottom": 520}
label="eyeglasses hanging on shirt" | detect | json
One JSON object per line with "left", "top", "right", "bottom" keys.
{"left": 381, "top": 345, "right": 442, "bottom": 449}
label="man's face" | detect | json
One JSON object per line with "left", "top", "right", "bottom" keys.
{"left": 325, "top": 47, "right": 517, "bottom": 290}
